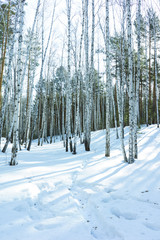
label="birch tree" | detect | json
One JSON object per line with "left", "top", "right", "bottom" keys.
{"left": 84, "top": 0, "right": 91, "bottom": 151}
{"left": 90, "top": 0, "right": 95, "bottom": 130}
{"left": 105, "top": 0, "right": 110, "bottom": 157}
{"left": 65, "top": 0, "right": 72, "bottom": 152}
{"left": 0, "top": 0, "right": 19, "bottom": 148}
{"left": 50, "top": 67, "right": 56, "bottom": 144}
{"left": 145, "top": 20, "right": 149, "bottom": 127}
{"left": 148, "top": 11, "right": 152, "bottom": 125}
{"left": 10, "top": 0, "right": 25, "bottom": 165}
{"left": 119, "top": 0, "right": 127, "bottom": 162}
{"left": 133, "top": 0, "right": 141, "bottom": 159}
{"left": 127, "top": 0, "right": 134, "bottom": 164}
{"left": 73, "top": 0, "right": 85, "bottom": 154}
{"left": 153, "top": 14, "right": 159, "bottom": 128}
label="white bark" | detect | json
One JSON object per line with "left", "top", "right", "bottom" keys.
{"left": 133, "top": 0, "right": 141, "bottom": 159}
{"left": 112, "top": 87, "right": 119, "bottom": 139}
{"left": 41, "top": 53, "right": 52, "bottom": 146}
{"left": 119, "top": 0, "right": 127, "bottom": 161}
{"left": 84, "top": 0, "right": 90, "bottom": 151}
{"left": 0, "top": 0, "right": 20, "bottom": 149}
{"left": 97, "top": 39, "right": 100, "bottom": 130}
{"left": 153, "top": 15, "right": 159, "bottom": 128}
{"left": 90, "top": 0, "right": 95, "bottom": 130}
{"left": 10, "top": 0, "right": 25, "bottom": 165}
{"left": 145, "top": 22, "right": 149, "bottom": 127}
{"left": 50, "top": 72, "right": 56, "bottom": 144}
{"left": 66, "top": 0, "right": 72, "bottom": 152}
{"left": 73, "top": 0, "right": 85, "bottom": 153}
{"left": 105, "top": 0, "right": 110, "bottom": 157}
{"left": 127, "top": 0, "right": 134, "bottom": 164}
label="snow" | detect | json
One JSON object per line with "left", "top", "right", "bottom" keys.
{"left": 0, "top": 124, "right": 160, "bottom": 240}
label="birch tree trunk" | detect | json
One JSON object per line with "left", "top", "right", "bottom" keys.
{"left": 72, "top": 34, "right": 78, "bottom": 154}
{"left": 10, "top": 0, "right": 25, "bottom": 165}
{"left": 66, "top": 0, "right": 72, "bottom": 152}
{"left": 61, "top": 82, "right": 65, "bottom": 144}
{"left": 97, "top": 39, "right": 101, "bottom": 130}
{"left": 84, "top": 0, "right": 90, "bottom": 151}
{"left": 41, "top": 53, "right": 52, "bottom": 146}
{"left": 145, "top": 22, "right": 149, "bottom": 127}
{"left": 105, "top": 0, "right": 110, "bottom": 157}
{"left": 133, "top": 0, "right": 141, "bottom": 159}
{"left": 89, "top": 0, "right": 95, "bottom": 130}
{"left": 50, "top": 73, "right": 56, "bottom": 144}
{"left": 148, "top": 14, "right": 152, "bottom": 125}
{"left": 73, "top": 0, "right": 85, "bottom": 154}
{"left": 153, "top": 15, "right": 159, "bottom": 128}
{"left": 119, "top": 0, "right": 127, "bottom": 162}
{"left": 127, "top": 0, "right": 134, "bottom": 164}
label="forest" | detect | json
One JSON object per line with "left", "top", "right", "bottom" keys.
{"left": 1, "top": 1, "right": 160, "bottom": 240}
{"left": 0, "top": 0, "right": 160, "bottom": 165}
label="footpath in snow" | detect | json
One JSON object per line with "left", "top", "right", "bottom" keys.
{"left": 0, "top": 124, "right": 160, "bottom": 240}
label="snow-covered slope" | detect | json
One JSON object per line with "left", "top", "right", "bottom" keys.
{"left": 0, "top": 125, "right": 160, "bottom": 240}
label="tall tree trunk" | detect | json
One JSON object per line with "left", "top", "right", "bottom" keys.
{"left": 97, "top": 38, "right": 100, "bottom": 130}
{"left": 105, "top": 0, "right": 110, "bottom": 157}
{"left": 50, "top": 75, "right": 56, "bottom": 144}
{"left": 112, "top": 86, "right": 119, "bottom": 139}
{"left": 73, "top": 0, "right": 85, "bottom": 154}
{"left": 127, "top": 0, "right": 134, "bottom": 164}
{"left": 148, "top": 16, "right": 152, "bottom": 125}
{"left": 133, "top": 0, "right": 141, "bottom": 159}
{"left": 66, "top": 0, "right": 72, "bottom": 152}
{"left": 153, "top": 15, "right": 159, "bottom": 128}
{"left": 145, "top": 23, "right": 149, "bottom": 127}
{"left": 84, "top": 0, "right": 90, "bottom": 151}
{"left": 89, "top": 0, "right": 95, "bottom": 130}
{"left": 10, "top": 0, "right": 25, "bottom": 165}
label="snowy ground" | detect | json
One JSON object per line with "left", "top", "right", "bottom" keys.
{"left": 0, "top": 125, "right": 160, "bottom": 240}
